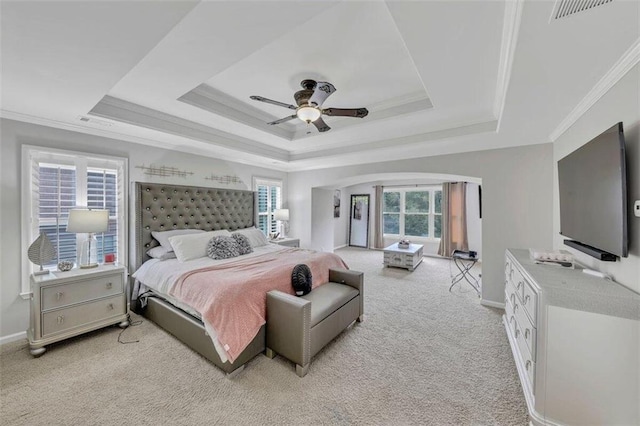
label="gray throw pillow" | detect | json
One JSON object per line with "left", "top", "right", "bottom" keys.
{"left": 231, "top": 233, "right": 253, "bottom": 255}
{"left": 207, "top": 236, "right": 241, "bottom": 260}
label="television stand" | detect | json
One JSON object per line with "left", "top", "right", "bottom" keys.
{"left": 563, "top": 239, "right": 617, "bottom": 261}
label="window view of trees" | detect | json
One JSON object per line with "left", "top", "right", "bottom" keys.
{"left": 383, "top": 187, "right": 442, "bottom": 238}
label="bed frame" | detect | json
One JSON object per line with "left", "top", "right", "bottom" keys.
{"left": 134, "top": 182, "right": 262, "bottom": 375}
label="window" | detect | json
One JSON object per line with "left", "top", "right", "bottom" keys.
{"left": 22, "top": 146, "right": 127, "bottom": 295}
{"left": 383, "top": 187, "right": 442, "bottom": 239}
{"left": 253, "top": 177, "right": 282, "bottom": 236}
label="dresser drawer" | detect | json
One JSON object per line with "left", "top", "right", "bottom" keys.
{"left": 515, "top": 316, "right": 536, "bottom": 390}
{"left": 515, "top": 296, "right": 536, "bottom": 359}
{"left": 41, "top": 273, "right": 123, "bottom": 311}
{"left": 521, "top": 280, "right": 538, "bottom": 323}
{"left": 42, "top": 295, "right": 125, "bottom": 336}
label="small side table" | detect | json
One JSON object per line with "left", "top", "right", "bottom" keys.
{"left": 449, "top": 250, "right": 481, "bottom": 296}
{"left": 271, "top": 237, "right": 300, "bottom": 248}
{"left": 28, "top": 264, "right": 129, "bottom": 356}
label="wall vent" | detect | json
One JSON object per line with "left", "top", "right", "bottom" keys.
{"left": 551, "top": 0, "right": 613, "bottom": 20}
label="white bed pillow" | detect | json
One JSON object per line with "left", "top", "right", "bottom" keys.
{"left": 233, "top": 227, "right": 269, "bottom": 248}
{"left": 152, "top": 229, "right": 205, "bottom": 252}
{"left": 147, "top": 246, "right": 177, "bottom": 260}
{"left": 169, "top": 230, "right": 232, "bottom": 262}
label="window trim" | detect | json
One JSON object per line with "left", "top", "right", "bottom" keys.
{"left": 252, "top": 176, "right": 283, "bottom": 236}
{"left": 383, "top": 186, "right": 442, "bottom": 241}
{"left": 21, "top": 145, "right": 128, "bottom": 297}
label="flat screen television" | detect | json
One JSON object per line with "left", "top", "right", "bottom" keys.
{"left": 558, "top": 122, "right": 628, "bottom": 260}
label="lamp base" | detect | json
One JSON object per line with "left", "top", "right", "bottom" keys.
{"left": 79, "top": 263, "right": 99, "bottom": 269}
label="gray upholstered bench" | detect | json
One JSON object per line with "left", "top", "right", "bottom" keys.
{"left": 265, "top": 268, "right": 364, "bottom": 377}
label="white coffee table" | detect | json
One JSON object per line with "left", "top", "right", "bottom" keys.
{"left": 383, "top": 243, "right": 424, "bottom": 271}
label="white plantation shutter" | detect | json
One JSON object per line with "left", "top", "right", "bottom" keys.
{"left": 22, "top": 146, "right": 127, "bottom": 295}
{"left": 254, "top": 178, "right": 282, "bottom": 236}
{"left": 38, "top": 164, "right": 77, "bottom": 266}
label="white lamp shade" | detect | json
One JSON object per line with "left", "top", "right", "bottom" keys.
{"left": 66, "top": 209, "right": 109, "bottom": 233}
{"left": 274, "top": 209, "right": 289, "bottom": 221}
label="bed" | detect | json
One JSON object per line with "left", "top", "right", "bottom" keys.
{"left": 132, "top": 182, "right": 346, "bottom": 375}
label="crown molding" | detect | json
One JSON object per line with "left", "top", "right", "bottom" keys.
{"left": 549, "top": 37, "right": 640, "bottom": 142}
{"left": 178, "top": 84, "right": 295, "bottom": 140}
{"left": 494, "top": 0, "right": 524, "bottom": 131}
{"left": 0, "top": 109, "right": 292, "bottom": 172}
{"left": 289, "top": 119, "right": 497, "bottom": 161}
{"left": 89, "top": 95, "right": 290, "bottom": 161}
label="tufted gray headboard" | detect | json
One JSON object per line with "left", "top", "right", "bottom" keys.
{"left": 135, "top": 182, "right": 256, "bottom": 268}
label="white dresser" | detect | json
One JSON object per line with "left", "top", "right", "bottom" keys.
{"left": 504, "top": 249, "right": 639, "bottom": 425}
{"left": 28, "top": 265, "right": 129, "bottom": 356}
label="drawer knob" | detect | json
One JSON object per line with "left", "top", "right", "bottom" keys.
{"left": 513, "top": 304, "right": 518, "bottom": 313}
{"left": 510, "top": 294, "right": 516, "bottom": 305}
{"left": 106, "top": 282, "right": 113, "bottom": 289}
{"left": 510, "top": 316, "right": 515, "bottom": 324}
{"left": 524, "top": 295, "right": 530, "bottom": 305}
{"left": 515, "top": 328, "right": 520, "bottom": 338}
{"left": 525, "top": 360, "right": 532, "bottom": 370}
{"left": 57, "top": 315, "right": 64, "bottom": 325}
{"left": 516, "top": 282, "right": 523, "bottom": 290}
{"left": 525, "top": 328, "right": 530, "bottom": 339}
{"left": 108, "top": 303, "right": 114, "bottom": 310}
{"left": 56, "top": 292, "right": 63, "bottom": 300}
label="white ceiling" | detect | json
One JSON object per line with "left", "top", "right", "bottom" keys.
{"left": 1, "top": 0, "right": 638, "bottom": 172}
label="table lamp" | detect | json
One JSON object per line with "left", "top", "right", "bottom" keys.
{"left": 67, "top": 209, "right": 109, "bottom": 268}
{"left": 274, "top": 209, "right": 289, "bottom": 238}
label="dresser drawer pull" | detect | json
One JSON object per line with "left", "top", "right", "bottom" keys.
{"left": 513, "top": 304, "right": 518, "bottom": 314}
{"left": 525, "top": 360, "right": 532, "bottom": 371}
{"left": 525, "top": 328, "right": 530, "bottom": 339}
{"left": 57, "top": 315, "right": 64, "bottom": 325}
{"left": 516, "top": 282, "right": 523, "bottom": 291}
{"left": 56, "top": 292, "right": 64, "bottom": 301}
{"left": 510, "top": 294, "right": 516, "bottom": 305}
{"left": 106, "top": 282, "right": 113, "bottom": 289}
{"left": 524, "top": 295, "right": 530, "bottom": 305}
{"left": 107, "top": 303, "right": 114, "bottom": 310}
{"left": 510, "top": 316, "right": 515, "bottom": 324}
{"left": 515, "top": 328, "right": 520, "bottom": 338}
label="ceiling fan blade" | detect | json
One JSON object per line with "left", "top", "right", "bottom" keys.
{"left": 308, "top": 81, "right": 336, "bottom": 107}
{"left": 323, "top": 107, "right": 368, "bottom": 118}
{"left": 250, "top": 95, "right": 296, "bottom": 110}
{"left": 312, "top": 117, "right": 331, "bottom": 133}
{"left": 268, "top": 115, "right": 297, "bottom": 125}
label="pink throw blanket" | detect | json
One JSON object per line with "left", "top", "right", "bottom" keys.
{"left": 169, "top": 248, "right": 348, "bottom": 363}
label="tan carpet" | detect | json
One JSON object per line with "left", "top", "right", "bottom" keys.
{"left": 1, "top": 248, "right": 528, "bottom": 425}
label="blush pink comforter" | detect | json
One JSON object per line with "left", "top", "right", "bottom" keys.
{"left": 169, "top": 248, "right": 348, "bottom": 363}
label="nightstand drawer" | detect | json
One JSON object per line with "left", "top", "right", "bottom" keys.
{"left": 41, "top": 273, "right": 123, "bottom": 311}
{"left": 42, "top": 294, "right": 125, "bottom": 336}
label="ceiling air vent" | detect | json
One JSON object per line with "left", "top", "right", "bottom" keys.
{"left": 77, "top": 116, "right": 113, "bottom": 127}
{"left": 551, "top": 0, "right": 614, "bottom": 20}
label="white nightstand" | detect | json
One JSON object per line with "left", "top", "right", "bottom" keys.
{"left": 271, "top": 237, "right": 300, "bottom": 248}
{"left": 28, "top": 264, "right": 129, "bottom": 356}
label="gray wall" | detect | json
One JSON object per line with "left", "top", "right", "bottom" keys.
{"left": 0, "top": 118, "right": 286, "bottom": 339}
{"left": 288, "top": 143, "right": 554, "bottom": 305}
{"left": 553, "top": 65, "right": 640, "bottom": 293}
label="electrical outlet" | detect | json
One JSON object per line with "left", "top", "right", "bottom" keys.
{"left": 635, "top": 200, "right": 640, "bottom": 218}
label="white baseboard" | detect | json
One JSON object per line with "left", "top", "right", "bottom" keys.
{"left": 481, "top": 299, "right": 505, "bottom": 309}
{"left": 0, "top": 330, "right": 27, "bottom": 346}
{"left": 333, "top": 244, "right": 348, "bottom": 250}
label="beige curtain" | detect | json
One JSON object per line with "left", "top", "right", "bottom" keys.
{"left": 438, "top": 182, "right": 469, "bottom": 257}
{"left": 373, "top": 185, "right": 384, "bottom": 249}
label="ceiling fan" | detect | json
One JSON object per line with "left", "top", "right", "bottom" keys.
{"left": 250, "top": 79, "right": 368, "bottom": 133}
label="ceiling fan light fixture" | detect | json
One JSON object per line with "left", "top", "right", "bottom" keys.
{"left": 296, "top": 106, "right": 321, "bottom": 123}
